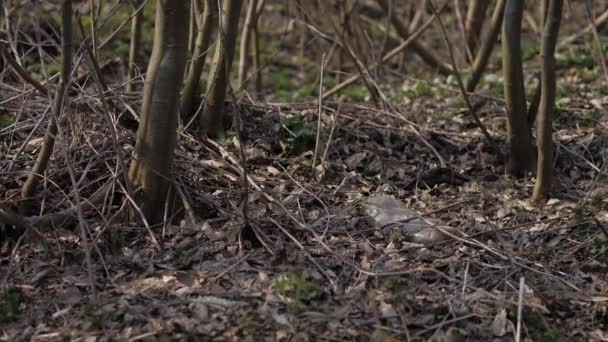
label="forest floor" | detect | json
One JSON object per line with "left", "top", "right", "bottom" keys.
{"left": 2, "top": 80, "right": 608, "bottom": 341}
{"left": 2, "top": 3, "right": 608, "bottom": 341}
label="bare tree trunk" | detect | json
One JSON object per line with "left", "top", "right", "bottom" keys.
{"left": 21, "top": 0, "right": 73, "bottom": 207}
{"left": 188, "top": 0, "right": 196, "bottom": 54}
{"left": 466, "top": 0, "right": 506, "bottom": 92}
{"left": 539, "top": 0, "right": 549, "bottom": 28}
{"left": 200, "top": 0, "right": 244, "bottom": 138}
{"left": 464, "top": 0, "right": 489, "bottom": 59}
{"left": 237, "top": 0, "right": 257, "bottom": 90}
{"left": 533, "top": 0, "right": 562, "bottom": 202}
{"left": 129, "top": 0, "right": 189, "bottom": 223}
{"left": 502, "top": 0, "right": 536, "bottom": 176}
{"left": 251, "top": 0, "right": 264, "bottom": 97}
{"left": 125, "top": 0, "right": 144, "bottom": 94}
{"left": 180, "top": 0, "right": 218, "bottom": 117}
{"left": 89, "top": 0, "right": 99, "bottom": 59}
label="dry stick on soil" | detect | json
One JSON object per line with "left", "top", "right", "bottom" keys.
{"left": 349, "top": 103, "right": 447, "bottom": 167}
{"left": 77, "top": 19, "right": 134, "bottom": 199}
{"left": 21, "top": 1, "right": 74, "bottom": 205}
{"left": 113, "top": 176, "right": 160, "bottom": 248}
{"left": 208, "top": 140, "right": 428, "bottom": 281}
{"left": 415, "top": 215, "right": 581, "bottom": 291}
{"left": 175, "top": 181, "right": 197, "bottom": 225}
{"left": 203, "top": 140, "right": 445, "bottom": 280}
{"left": 0, "top": 207, "right": 46, "bottom": 246}
{"left": 41, "top": 2, "right": 96, "bottom": 297}
{"left": 515, "top": 277, "right": 525, "bottom": 342}
{"left": 0, "top": 179, "right": 113, "bottom": 233}
{"left": 312, "top": 53, "right": 325, "bottom": 171}
{"left": 0, "top": 45, "right": 49, "bottom": 96}
{"left": 203, "top": 136, "right": 577, "bottom": 290}
{"left": 427, "top": 0, "right": 494, "bottom": 145}
{"left": 212, "top": 253, "right": 251, "bottom": 281}
{"left": 465, "top": 0, "right": 506, "bottom": 92}
{"left": 322, "top": 4, "right": 445, "bottom": 99}
{"left": 1, "top": 211, "right": 46, "bottom": 289}
{"left": 276, "top": 163, "right": 331, "bottom": 238}
{"left": 6, "top": 104, "right": 51, "bottom": 172}
{"left": 269, "top": 218, "right": 334, "bottom": 284}
{"left": 0, "top": 54, "right": 103, "bottom": 105}
{"left": 416, "top": 314, "right": 477, "bottom": 337}
{"left": 319, "top": 97, "right": 343, "bottom": 172}
{"left": 51, "top": 125, "right": 97, "bottom": 298}
{"left": 225, "top": 86, "right": 255, "bottom": 250}
{"left": 559, "top": 7, "right": 608, "bottom": 47}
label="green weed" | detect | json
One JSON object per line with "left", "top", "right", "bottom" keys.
{"left": 401, "top": 80, "right": 435, "bottom": 98}
{"left": 0, "top": 111, "right": 16, "bottom": 128}
{"left": 589, "top": 234, "right": 608, "bottom": 263}
{"left": 0, "top": 288, "right": 22, "bottom": 323}
{"left": 272, "top": 269, "right": 321, "bottom": 314}
{"left": 238, "top": 315, "right": 257, "bottom": 336}
{"left": 281, "top": 114, "right": 322, "bottom": 155}
{"left": 557, "top": 81, "right": 577, "bottom": 97}
{"left": 80, "top": 302, "right": 104, "bottom": 330}
{"left": 507, "top": 307, "right": 566, "bottom": 342}
{"left": 342, "top": 84, "right": 371, "bottom": 102}
{"left": 556, "top": 45, "right": 595, "bottom": 68}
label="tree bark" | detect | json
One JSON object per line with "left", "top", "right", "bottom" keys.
{"left": 251, "top": 0, "right": 265, "bottom": 96}
{"left": 502, "top": 0, "right": 536, "bottom": 176}
{"left": 180, "top": 0, "right": 218, "bottom": 117}
{"left": 129, "top": 0, "right": 189, "bottom": 223}
{"left": 200, "top": 0, "right": 244, "bottom": 138}
{"left": 464, "top": 0, "right": 489, "bottom": 58}
{"left": 466, "top": 0, "right": 506, "bottom": 92}
{"left": 125, "top": 0, "right": 143, "bottom": 94}
{"left": 532, "top": 0, "right": 562, "bottom": 202}
{"left": 237, "top": 0, "right": 257, "bottom": 90}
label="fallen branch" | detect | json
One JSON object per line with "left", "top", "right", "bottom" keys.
{"left": 0, "top": 180, "right": 112, "bottom": 235}
{"left": 322, "top": 2, "right": 447, "bottom": 99}
{"left": 559, "top": 7, "right": 608, "bottom": 47}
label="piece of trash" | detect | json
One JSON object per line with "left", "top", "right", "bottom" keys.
{"left": 365, "top": 196, "right": 458, "bottom": 244}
